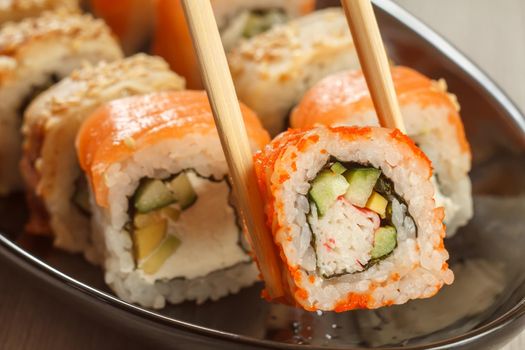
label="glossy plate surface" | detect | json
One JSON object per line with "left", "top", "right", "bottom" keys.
{"left": 1, "top": 1, "right": 524, "bottom": 349}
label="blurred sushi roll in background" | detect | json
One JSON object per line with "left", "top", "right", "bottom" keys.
{"left": 0, "top": 10, "right": 123, "bottom": 195}
{"left": 254, "top": 126, "right": 454, "bottom": 311}
{"left": 228, "top": 8, "right": 360, "bottom": 136}
{"left": 20, "top": 54, "right": 185, "bottom": 263}
{"left": 291, "top": 66, "right": 473, "bottom": 236}
{"left": 75, "top": 91, "right": 270, "bottom": 308}
{"left": 90, "top": 0, "right": 155, "bottom": 55}
{"left": 153, "top": 0, "right": 315, "bottom": 88}
{"left": 0, "top": 0, "right": 79, "bottom": 26}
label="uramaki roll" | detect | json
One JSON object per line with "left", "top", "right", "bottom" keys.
{"left": 76, "top": 91, "right": 270, "bottom": 308}
{"left": 153, "top": 0, "right": 315, "bottom": 89}
{"left": 291, "top": 66, "right": 472, "bottom": 236}
{"left": 21, "top": 54, "right": 184, "bottom": 262}
{"left": 0, "top": 10, "right": 122, "bottom": 195}
{"left": 254, "top": 126, "right": 454, "bottom": 311}
{"left": 228, "top": 8, "right": 360, "bottom": 136}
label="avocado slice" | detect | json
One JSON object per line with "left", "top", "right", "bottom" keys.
{"left": 140, "top": 235, "right": 181, "bottom": 275}
{"left": 365, "top": 191, "right": 388, "bottom": 218}
{"left": 134, "top": 179, "right": 176, "bottom": 213}
{"left": 134, "top": 212, "right": 161, "bottom": 229}
{"left": 167, "top": 173, "right": 197, "bottom": 209}
{"left": 161, "top": 207, "right": 181, "bottom": 221}
{"left": 133, "top": 218, "right": 167, "bottom": 261}
{"left": 343, "top": 168, "right": 381, "bottom": 207}
{"left": 330, "top": 162, "right": 347, "bottom": 175}
{"left": 370, "top": 226, "right": 397, "bottom": 259}
{"left": 309, "top": 170, "right": 349, "bottom": 216}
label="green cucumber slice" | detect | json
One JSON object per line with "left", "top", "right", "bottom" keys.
{"left": 168, "top": 173, "right": 197, "bottom": 209}
{"left": 343, "top": 168, "right": 381, "bottom": 207}
{"left": 309, "top": 170, "right": 349, "bottom": 216}
{"left": 330, "top": 162, "right": 347, "bottom": 175}
{"left": 134, "top": 179, "right": 176, "bottom": 213}
{"left": 370, "top": 226, "right": 397, "bottom": 259}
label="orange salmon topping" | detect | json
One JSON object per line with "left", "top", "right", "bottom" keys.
{"left": 77, "top": 90, "right": 269, "bottom": 207}
{"left": 291, "top": 66, "right": 470, "bottom": 154}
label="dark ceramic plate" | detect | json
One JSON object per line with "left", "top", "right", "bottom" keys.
{"left": 1, "top": 1, "right": 525, "bottom": 349}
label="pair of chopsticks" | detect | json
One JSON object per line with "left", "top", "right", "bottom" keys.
{"left": 181, "top": 0, "right": 404, "bottom": 298}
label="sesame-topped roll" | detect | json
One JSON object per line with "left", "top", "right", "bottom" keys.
{"left": 254, "top": 126, "right": 454, "bottom": 311}
{"left": 0, "top": 0, "right": 79, "bottom": 26}
{"left": 0, "top": 10, "right": 123, "bottom": 195}
{"left": 153, "top": 0, "right": 315, "bottom": 88}
{"left": 228, "top": 8, "right": 359, "bottom": 135}
{"left": 21, "top": 54, "right": 184, "bottom": 263}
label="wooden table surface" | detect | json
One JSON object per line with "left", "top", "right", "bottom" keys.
{"left": 1, "top": 0, "right": 524, "bottom": 349}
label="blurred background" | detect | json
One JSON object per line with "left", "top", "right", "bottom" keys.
{"left": 395, "top": 0, "right": 525, "bottom": 114}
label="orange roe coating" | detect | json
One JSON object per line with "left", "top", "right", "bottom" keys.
{"left": 254, "top": 125, "right": 449, "bottom": 311}
{"left": 333, "top": 293, "right": 372, "bottom": 312}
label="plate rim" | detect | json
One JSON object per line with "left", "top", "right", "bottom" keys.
{"left": 1, "top": 0, "right": 525, "bottom": 349}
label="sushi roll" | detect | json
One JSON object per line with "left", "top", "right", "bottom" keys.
{"left": 153, "top": 0, "right": 315, "bottom": 88}
{"left": 20, "top": 54, "right": 185, "bottom": 262}
{"left": 254, "top": 126, "right": 454, "bottom": 311}
{"left": 0, "top": 10, "right": 123, "bottom": 195}
{"left": 76, "top": 91, "right": 270, "bottom": 308}
{"left": 228, "top": 8, "right": 359, "bottom": 136}
{"left": 90, "top": 0, "right": 155, "bottom": 55}
{"left": 0, "top": 0, "right": 79, "bottom": 26}
{"left": 290, "top": 66, "right": 472, "bottom": 236}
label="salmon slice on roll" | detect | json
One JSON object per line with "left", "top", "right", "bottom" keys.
{"left": 291, "top": 66, "right": 472, "bottom": 236}
{"left": 90, "top": 0, "right": 155, "bottom": 55}
{"left": 76, "top": 91, "right": 270, "bottom": 308}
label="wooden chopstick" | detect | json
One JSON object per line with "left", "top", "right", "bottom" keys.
{"left": 341, "top": 0, "right": 406, "bottom": 133}
{"left": 181, "top": 0, "right": 284, "bottom": 299}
